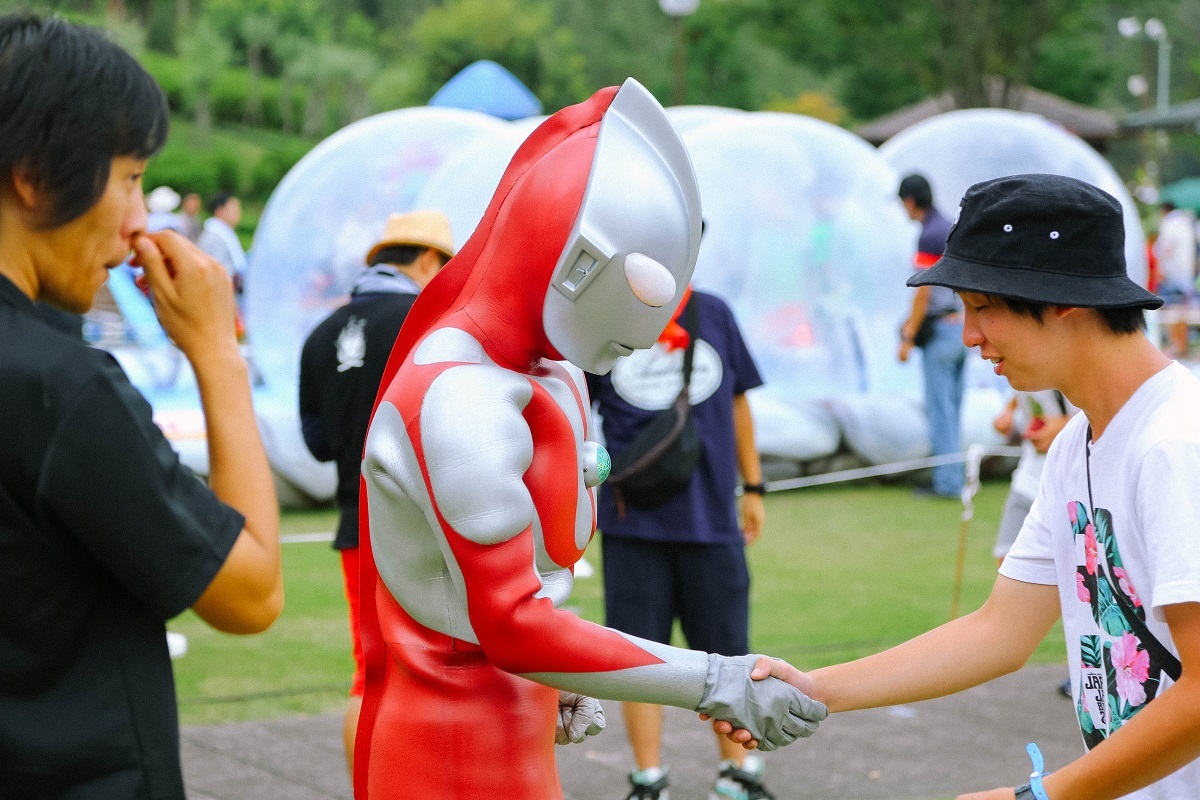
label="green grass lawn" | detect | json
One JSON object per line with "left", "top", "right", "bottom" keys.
{"left": 171, "top": 481, "right": 1065, "bottom": 725}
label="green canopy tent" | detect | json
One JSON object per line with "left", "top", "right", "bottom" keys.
{"left": 1160, "top": 178, "right": 1200, "bottom": 213}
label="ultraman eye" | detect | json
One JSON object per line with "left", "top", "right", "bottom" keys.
{"left": 623, "top": 252, "right": 676, "bottom": 307}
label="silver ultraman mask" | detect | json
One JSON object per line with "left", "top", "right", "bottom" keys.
{"left": 542, "top": 77, "right": 703, "bottom": 376}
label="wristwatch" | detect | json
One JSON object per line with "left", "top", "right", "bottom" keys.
{"left": 741, "top": 483, "right": 766, "bottom": 495}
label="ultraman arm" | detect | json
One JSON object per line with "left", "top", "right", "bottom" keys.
{"left": 364, "top": 359, "right": 824, "bottom": 749}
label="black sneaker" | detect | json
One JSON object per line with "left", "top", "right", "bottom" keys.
{"left": 625, "top": 767, "right": 669, "bottom": 800}
{"left": 711, "top": 756, "right": 775, "bottom": 800}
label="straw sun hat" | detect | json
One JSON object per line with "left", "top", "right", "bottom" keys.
{"left": 365, "top": 210, "right": 455, "bottom": 265}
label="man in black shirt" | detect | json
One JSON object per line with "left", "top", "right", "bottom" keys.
{"left": 298, "top": 209, "right": 453, "bottom": 772}
{"left": 0, "top": 15, "right": 282, "bottom": 798}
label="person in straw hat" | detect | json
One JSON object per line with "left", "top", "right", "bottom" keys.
{"left": 715, "top": 174, "right": 1200, "bottom": 800}
{"left": 298, "top": 209, "right": 454, "bottom": 775}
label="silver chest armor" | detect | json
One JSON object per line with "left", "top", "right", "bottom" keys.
{"left": 362, "top": 326, "right": 597, "bottom": 644}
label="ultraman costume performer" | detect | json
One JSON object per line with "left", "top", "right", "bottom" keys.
{"left": 354, "top": 80, "right": 826, "bottom": 800}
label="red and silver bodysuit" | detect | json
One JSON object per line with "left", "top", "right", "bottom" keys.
{"left": 354, "top": 80, "right": 824, "bottom": 800}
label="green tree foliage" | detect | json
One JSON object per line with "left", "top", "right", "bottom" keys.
{"left": 239, "top": 12, "right": 280, "bottom": 125}
{"left": 177, "top": 19, "right": 232, "bottom": 135}
{"left": 737, "top": 0, "right": 1126, "bottom": 120}
{"left": 410, "top": 0, "right": 588, "bottom": 111}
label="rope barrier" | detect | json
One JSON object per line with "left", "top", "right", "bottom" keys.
{"left": 764, "top": 446, "right": 1024, "bottom": 494}
{"left": 761, "top": 444, "right": 1026, "bottom": 620}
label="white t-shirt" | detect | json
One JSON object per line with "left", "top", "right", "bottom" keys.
{"left": 1154, "top": 209, "right": 1197, "bottom": 291}
{"left": 1002, "top": 363, "right": 1200, "bottom": 799}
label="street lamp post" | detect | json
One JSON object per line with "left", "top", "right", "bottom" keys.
{"left": 1120, "top": 17, "right": 1171, "bottom": 115}
{"left": 658, "top": 0, "right": 699, "bottom": 106}
{"left": 1120, "top": 16, "right": 1171, "bottom": 190}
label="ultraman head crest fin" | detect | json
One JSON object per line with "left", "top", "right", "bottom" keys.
{"left": 542, "top": 77, "right": 702, "bottom": 375}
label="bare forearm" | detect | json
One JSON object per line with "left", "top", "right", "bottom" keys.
{"left": 193, "top": 349, "right": 279, "bottom": 557}
{"left": 732, "top": 394, "right": 761, "bottom": 485}
{"left": 904, "top": 286, "right": 931, "bottom": 332}
{"left": 815, "top": 578, "right": 1059, "bottom": 713}
{"left": 1043, "top": 603, "right": 1200, "bottom": 800}
{"left": 1042, "top": 677, "right": 1200, "bottom": 800}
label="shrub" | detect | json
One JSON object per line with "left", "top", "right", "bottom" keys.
{"left": 248, "top": 143, "right": 310, "bottom": 198}
{"left": 140, "top": 49, "right": 303, "bottom": 131}
{"left": 145, "top": 145, "right": 245, "bottom": 198}
{"left": 140, "top": 50, "right": 187, "bottom": 113}
{"left": 145, "top": 149, "right": 223, "bottom": 197}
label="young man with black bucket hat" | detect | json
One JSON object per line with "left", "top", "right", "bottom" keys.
{"left": 711, "top": 174, "right": 1200, "bottom": 799}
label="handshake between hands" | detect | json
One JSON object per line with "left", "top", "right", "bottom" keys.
{"left": 697, "top": 654, "right": 821, "bottom": 751}
{"left": 555, "top": 655, "right": 823, "bottom": 751}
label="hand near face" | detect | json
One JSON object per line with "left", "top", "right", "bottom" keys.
{"left": 131, "top": 230, "right": 240, "bottom": 364}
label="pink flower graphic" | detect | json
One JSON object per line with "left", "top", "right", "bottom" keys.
{"left": 1084, "top": 524, "right": 1098, "bottom": 575}
{"left": 1113, "top": 567, "right": 1143, "bottom": 608}
{"left": 1111, "top": 632, "right": 1150, "bottom": 707}
{"left": 1076, "top": 571, "right": 1090, "bottom": 603}
{"left": 1069, "top": 503, "right": 1079, "bottom": 526}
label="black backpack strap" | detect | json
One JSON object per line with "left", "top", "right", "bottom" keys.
{"left": 679, "top": 294, "right": 698, "bottom": 389}
{"left": 1100, "top": 559, "right": 1183, "bottom": 681}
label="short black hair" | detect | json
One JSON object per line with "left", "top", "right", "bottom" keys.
{"left": 0, "top": 14, "right": 168, "bottom": 229}
{"left": 368, "top": 245, "right": 423, "bottom": 267}
{"left": 898, "top": 174, "right": 934, "bottom": 210}
{"left": 207, "top": 192, "right": 234, "bottom": 216}
{"left": 993, "top": 295, "right": 1146, "bottom": 335}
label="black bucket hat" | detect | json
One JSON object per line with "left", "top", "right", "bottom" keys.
{"left": 908, "top": 174, "right": 1162, "bottom": 310}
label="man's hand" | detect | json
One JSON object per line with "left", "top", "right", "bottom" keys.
{"left": 993, "top": 405, "right": 1015, "bottom": 437}
{"left": 555, "top": 692, "right": 605, "bottom": 745}
{"left": 740, "top": 493, "right": 765, "bottom": 545}
{"left": 131, "top": 230, "right": 239, "bottom": 364}
{"left": 694, "top": 654, "right": 826, "bottom": 752}
{"left": 1026, "top": 413, "right": 1069, "bottom": 454}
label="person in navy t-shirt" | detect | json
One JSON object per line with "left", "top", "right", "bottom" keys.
{"left": 587, "top": 287, "right": 772, "bottom": 800}
{"left": 898, "top": 173, "right": 967, "bottom": 499}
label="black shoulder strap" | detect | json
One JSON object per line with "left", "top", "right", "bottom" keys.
{"left": 679, "top": 295, "right": 698, "bottom": 388}
{"left": 1099, "top": 556, "right": 1182, "bottom": 681}
{"left": 1086, "top": 426, "right": 1183, "bottom": 682}
{"left": 1051, "top": 390, "right": 1067, "bottom": 416}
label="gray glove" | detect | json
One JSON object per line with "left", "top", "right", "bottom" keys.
{"left": 555, "top": 691, "right": 606, "bottom": 745}
{"left": 694, "top": 654, "right": 827, "bottom": 752}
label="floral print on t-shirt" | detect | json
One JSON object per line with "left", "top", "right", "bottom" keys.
{"left": 1069, "top": 501, "right": 1166, "bottom": 749}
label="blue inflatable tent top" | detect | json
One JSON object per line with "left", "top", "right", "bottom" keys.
{"left": 428, "top": 60, "right": 543, "bottom": 120}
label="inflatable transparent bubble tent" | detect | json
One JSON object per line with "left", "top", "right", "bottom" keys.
{"left": 95, "top": 103, "right": 1149, "bottom": 501}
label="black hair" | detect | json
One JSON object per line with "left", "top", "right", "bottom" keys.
{"left": 0, "top": 14, "right": 168, "bottom": 229}
{"left": 898, "top": 174, "right": 933, "bottom": 210}
{"left": 1161, "top": 201, "right": 1177, "bottom": 213}
{"left": 993, "top": 295, "right": 1146, "bottom": 335}
{"left": 206, "top": 192, "right": 234, "bottom": 216}
{"left": 369, "top": 245, "right": 422, "bottom": 267}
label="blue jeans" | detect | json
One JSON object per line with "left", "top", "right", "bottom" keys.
{"left": 921, "top": 319, "right": 966, "bottom": 495}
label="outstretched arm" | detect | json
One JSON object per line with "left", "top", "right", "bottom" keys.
{"left": 715, "top": 575, "right": 1059, "bottom": 747}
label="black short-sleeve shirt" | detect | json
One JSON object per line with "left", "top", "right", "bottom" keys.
{"left": 0, "top": 275, "right": 244, "bottom": 798}
{"left": 299, "top": 290, "right": 416, "bottom": 549}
